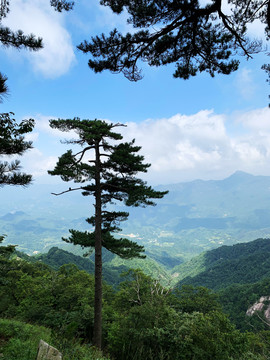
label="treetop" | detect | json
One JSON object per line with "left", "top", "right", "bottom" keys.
{"left": 78, "top": 0, "right": 269, "bottom": 81}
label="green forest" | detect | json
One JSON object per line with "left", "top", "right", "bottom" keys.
{"left": 2, "top": 237, "right": 270, "bottom": 359}
{"left": 1, "top": 0, "right": 270, "bottom": 359}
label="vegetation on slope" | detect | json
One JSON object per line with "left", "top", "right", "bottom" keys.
{"left": 0, "top": 318, "right": 109, "bottom": 360}
{"left": 219, "top": 277, "right": 270, "bottom": 332}
{"left": 1, "top": 251, "right": 268, "bottom": 360}
{"left": 175, "top": 238, "right": 270, "bottom": 290}
{"left": 14, "top": 246, "right": 172, "bottom": 286}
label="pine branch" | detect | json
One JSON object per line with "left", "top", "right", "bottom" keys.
{"left": 0, "top": 26, "right": 43, "bottom": 50}
{"left": 51, "top": 186, "right": 84, "bottom": 196}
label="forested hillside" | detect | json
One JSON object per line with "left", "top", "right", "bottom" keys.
{"left": 219, "top": 278, "right": 270, "bottom": 331}
{"left": 1, "top": 0, "right": 269, "bottom": 357}
{"left": 1, "top": 247, "right": 270, "bottom": 360}
{"left": 170, "top": 238, "right": 270, "bottom": 334}
{"left": 17, "top": 246, "right": 172, "bottom": 286}
{"left": 175, "top": 238, "right": 270, "bottom": 289}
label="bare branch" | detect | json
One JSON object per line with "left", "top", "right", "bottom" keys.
{"left": 51, "top": 186, "right": 83, "bottom": 196}
{"left": 74, "top": 146, "right": 94, "bottom": 163}
{"left": 111, "top": 122, "right": 127, "bottom": 128}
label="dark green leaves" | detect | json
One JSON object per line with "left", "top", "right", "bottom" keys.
{"left": 50, "top": 0, "right": 74, "bottom": 12}
{"left": 48, "top": 150, "right": 96, "bottom": 183}
{"left": 0, "top": 113, "right": 34, "bottom": 186}
{"left": 78, "top": 0, "right": 266, "bottom": 81}
{"left": 49, "top": 118, "right": 168, "bottom": 260}
{"left": 0, "top": 113, "right": 34, "bottom": 156}
{"left": 0, "top": 26, "right": 43, "bottom": 50}
{"left": 63, "top": 229, "right": 145, "bottom": 259}
{"left": 0, "top": 72, "right": 8, "bottom": 103}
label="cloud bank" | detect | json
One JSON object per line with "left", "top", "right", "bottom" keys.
{"left": 23, "top": 107, "right": 270, "bottom": 185}
{"left": 1, "top": 0, "right": 75, "bottom": 78}
{"left": 120, "top": 107, "right": 270, "bottom": 184}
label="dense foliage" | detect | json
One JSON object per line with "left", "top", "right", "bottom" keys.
{"left": 1, "top": 251, "right": 270, "bottom": 360}
{"left": 0, "top": 113, "right": 35, "bottom": 186}
{"left": 32, "top": 246, "right": 128, "bottom": 287}
{"left": 0, "top": 318, "right": 109, "bottom": 360}
{"left": 78, "top": 0, "right": 269, "bottom": 82}
{"left": 176, "top": 238, "right": 270, "bottom": 290}
{"left": 219, "top": 277, "right": 270, "bottom": 332}
{"left": 48, "top": 118, "right": 168, "bottom": 347}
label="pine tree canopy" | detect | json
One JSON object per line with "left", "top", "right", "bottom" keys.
{"left": 78, "top": 0, "right": 270, "bottom": 81}
{"left": 50, "top": 0, "right": 74, "bottom": 12}
{"left": 0, "top": 113, "right": 34, "bottom": 186}
{"left": 49, "top": 118, "right": 168, "bottom": 347}
{"left": 49, "top": 118, "right": 168, "bottom": 259}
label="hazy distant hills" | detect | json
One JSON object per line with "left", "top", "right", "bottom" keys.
{"left": 2, "top": 171, "right": 270, "bottom": 263}
{"left": 15, "top": 246, "right": 172, "bottom": 286}
{"left": 120, "top": 171, "right": 270, "bottom": 257}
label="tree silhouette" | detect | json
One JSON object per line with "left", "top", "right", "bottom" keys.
{"left": 48, "top": 118, "right": 168, "bottom": 348}
{"left": 78, "top": 0, "right": 269, "bottom": 82}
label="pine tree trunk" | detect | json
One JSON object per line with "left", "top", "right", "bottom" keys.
{"left": 93, "top": 140, "right": 102, "bottom": 349}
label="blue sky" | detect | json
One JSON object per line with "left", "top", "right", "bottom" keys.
{"left": 0, "top": 0, "right": 270, "bottom": 185}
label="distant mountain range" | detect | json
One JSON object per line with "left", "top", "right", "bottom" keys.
{"left": 2, "top": 171, "right": 270, "bottom": 265}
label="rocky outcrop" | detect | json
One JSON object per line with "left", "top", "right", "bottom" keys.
{"left": 246, "top": 296, "right": 270, "bottom": 322}
{"left": 36, "top": 340, "right": 62, "bottom": 360}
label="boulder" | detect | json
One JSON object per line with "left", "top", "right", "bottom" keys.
{"left": 36, "top": 340, "right": 62, "bottom": 360}
{"left": 246, "top": 296, "right": 270, "bottom": 322}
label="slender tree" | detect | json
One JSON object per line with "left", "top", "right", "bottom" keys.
{"left": 48, "top": 118, "right": 168, "bottom": 349}
{"left": 78, "top": 0, "right": 269, "bottom": 82}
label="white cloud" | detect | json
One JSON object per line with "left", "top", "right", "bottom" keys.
{"left": 33, "top": 114, "right": 78, "bottom": 139}
{"left": 247, "top": 19, "right": 267, "bottom": 40}
{"left": 24, "top": 132, "right": 39, "bottom": 143}
{"left": 116, "top": 108, "right": 270, "bottom": 184}
{"left": 21, "top": 148, "right": 58, "bottom": 178}
{"left": 237, "top": 108, "right": 270, "bottom": 132}
{"left": 1, "top": 0, "right": 76, "bottom": 78}
{"left": 234, "top": 68, "right": 256, "bottom": 100}
{"left": 19, "top": 107, "right": 270, "bottom": 185}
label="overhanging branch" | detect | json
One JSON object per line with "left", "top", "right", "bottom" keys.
{"left": 51, "top": 186, "right": 83, "bottom": 196}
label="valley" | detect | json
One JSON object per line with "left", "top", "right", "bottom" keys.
{"left": 3, "top": 171, "right": 270, "bottom": 359}
{"left": 2, "top": 171, "right": 270, "bottom": 264}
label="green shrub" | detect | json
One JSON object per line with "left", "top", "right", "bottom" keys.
{"left": 0, "top": 318, "right": 110, "bottom": 360}
{"left": 0, "top": 318, "right": 51, "bottom": 360}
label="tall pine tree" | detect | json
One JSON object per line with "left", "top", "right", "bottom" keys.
{"left": 48, "top": 118, "right": 168, "bottom": 348}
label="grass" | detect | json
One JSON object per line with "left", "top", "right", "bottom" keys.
{"left": 0, "top": 318, "right": 110, "bottom": 360}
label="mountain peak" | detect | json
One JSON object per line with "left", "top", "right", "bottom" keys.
{"left": 228, "top": 171, "right": 253, "bottom": 178}
{"left": 222, "top": 171, "right": 255, "bottom": 184}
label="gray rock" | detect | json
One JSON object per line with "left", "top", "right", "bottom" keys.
{"left": 246, "top": 296, "right": 270, "bottom": 322}
{"left": 36, "top": 340, "right": 62, "bottom": 360}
